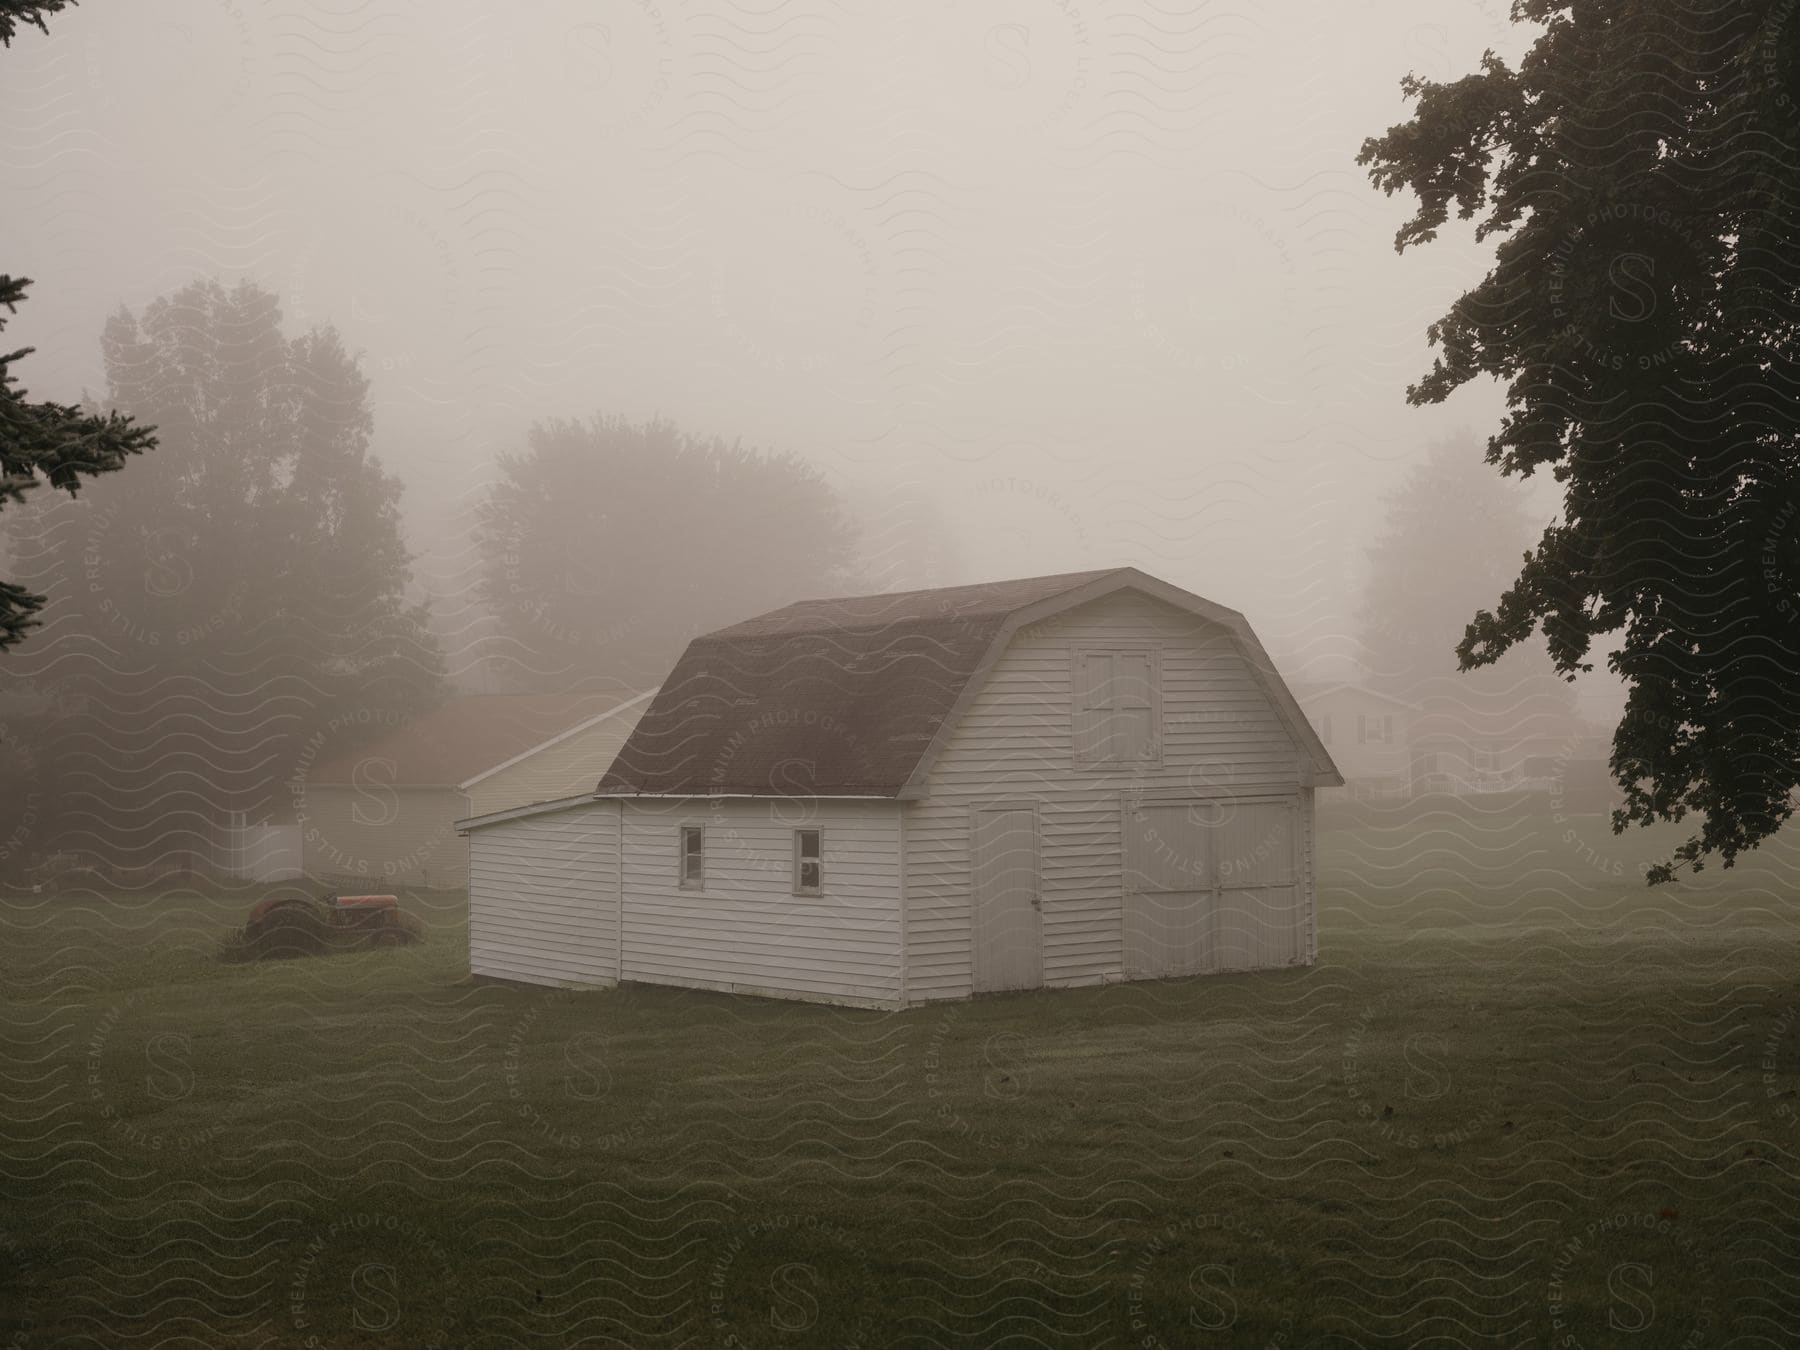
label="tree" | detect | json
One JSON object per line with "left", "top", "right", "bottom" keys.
{"left": 476, "top": 415, "right": 859, "bottom": 690}
{"left": 4, "top": 279, "right": 441, "bottom": 864}
{"left": 1, "top": 5, "right": 156, "bottom": 652}
{"left": 1358, "top": 0, "right": 1800, "bottom": 882}
{"left": 1359, "top": 435, "right": 1568, "bottom": 699}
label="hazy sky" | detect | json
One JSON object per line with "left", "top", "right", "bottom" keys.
{"left": 5, "top": 1, "right": 1611, "bottom": 709}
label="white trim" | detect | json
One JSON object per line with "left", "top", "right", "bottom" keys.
{"left": 896, "top": 806, "right": 909, "bottom": 1008}
{"left": 456, "top": 689, "right": 657, "bottom": 791}
{"left": 1070, "top": 642, "right": 1164, "bottom": 769}
{"left": 791, "top": 826, "right": 823, "bottom": 897}
{"left": 462, "top": 791, "right": 901, "bottom": 831}
{"left": 456, "top": 792, "right": 599, "bottom": 834}
{"left": 592, "top": 792, "right": 898, "bottom": 801}
{"left": 615, "top": 798, "right": 626, "bottom": 982}
{"left": 678, "top": 823, "right": 706, "bottom": 891}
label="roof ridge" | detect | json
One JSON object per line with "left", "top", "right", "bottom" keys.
{"left": 767, "top": 567, "right": 1130, "bottom": 612}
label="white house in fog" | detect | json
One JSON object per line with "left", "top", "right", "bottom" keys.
{"left": 1295, "top": 675, "right": 1604, "bottom": 801}
{"left": 457, "top": 568, "right": 1340, "bottom": 1008}
{"left": 1293, "top": 682, "right": 1420, "bottom": 801}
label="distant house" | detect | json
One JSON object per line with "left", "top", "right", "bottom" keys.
{"left": 293, "top": 689, "right": 653, "bottom": 889}
{"left": 1406, "top": 678, "right": 1604, "bottom": 798}
{"left": 1296, "top": 674, "right": 1604, "bottom": 801}
{"left": 1293, "top": 682, "right": 1420, "bottom": 801}
{"left": 457, "top": 568, "right": 1341, "bottom": 1007}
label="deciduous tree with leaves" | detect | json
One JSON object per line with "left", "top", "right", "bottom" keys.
{"left": 477, "top": 415, "right": 859, "bottom": 690}
{"left": 5, "top": 279, "right": 441, "bottom": 864}
{"left": 1360, "top": 0, "right": 1800, "bottom": 881}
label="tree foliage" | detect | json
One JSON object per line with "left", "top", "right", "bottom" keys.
{"left": 477, "top": 415, "right": 859, "bottom": 689}
{"left": 1359, "top": 0, "right": 1800, "bottom": 882}
{"left": 3, "top": 279, "right": 441, "bottom": 862}
{"left": 0, "top": 1, "right": 75, "bottom": 47}
{"left": 1, "top": 0, "right": 159, "bottom": 649}
{"left": 1359, "top": 436, "right": 1559, "bottom": 696}
{"left": 1, "top": 276, "right": 157, "bottom": 649}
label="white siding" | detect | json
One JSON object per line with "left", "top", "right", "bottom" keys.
{"left": 469, "top": 801, "right": 620, "bottom": 987}
{"left": 905, "top": 590, "right": 1315, "bottom": 1001}
{"left": 620, "top": 799, "right": 903, "bottom": 1006}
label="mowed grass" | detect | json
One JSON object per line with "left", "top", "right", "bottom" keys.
{"left": 4, "top": 809, "right": 1800, "bottom": 1347}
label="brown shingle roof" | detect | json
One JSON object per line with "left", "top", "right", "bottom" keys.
{"left": 597, "top": 568, "right": 1340, "bottom": 798}
{"left": 308, "top": 689, "right": 641, "bottom": 787}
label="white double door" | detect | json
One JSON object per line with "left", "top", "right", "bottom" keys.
{"left": 1123, "top": 796, "right": 1301, "bottom": 977}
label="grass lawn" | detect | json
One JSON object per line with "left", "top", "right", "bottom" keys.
{"left": 4, "top": 807, "right": 1800, "bottom": 1347}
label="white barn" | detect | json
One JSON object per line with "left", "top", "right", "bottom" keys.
{"left": 458, "top": 568, "right": 1341, "bottom": 1007}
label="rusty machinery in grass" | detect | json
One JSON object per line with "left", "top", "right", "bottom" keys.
{"left": 233, "top": 889, "right": 423, "bottom": 960}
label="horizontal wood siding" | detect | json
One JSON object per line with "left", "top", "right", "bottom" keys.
{"left": 464, "top": 702, "right": 649, "bottom": 818}
{"left": 468, "top": 801, "right": 619, "bottom": 987}
{"left": 906, "top": 591, "right": 1311, "bottom": 1001}
{"left": 621, "top": 799, "right": 902, "bottom": 1005}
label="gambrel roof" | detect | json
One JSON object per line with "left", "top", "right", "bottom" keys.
{"left": 594, "top": 567, "right": 1341, "bottom": 799}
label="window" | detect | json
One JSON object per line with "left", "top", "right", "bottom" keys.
{"left": 1356, "top": 714, "right": 1394, "bottom": 745}
{"left": 793, "top": 828, "right": 822, "bottom": 895}
{"left": 1073, "top": 648, "right": 1160, "bottom": 765}
{"left": 679, "top": 825, "right": 704, "bottom": 889}
{"left": 1472, "top": 745, "right": 1497, "bottom": 772}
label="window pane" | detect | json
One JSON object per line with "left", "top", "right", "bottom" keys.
{"left": 798, "top": 860, "right": 821, "bottom": 891}
{"left": 798, "top": 830, "right": 820, "bottom": 859}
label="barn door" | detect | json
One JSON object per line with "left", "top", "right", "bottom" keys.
{"left": 971, "top": 806, "right": 1042, "bottom": 993}
{"left": 1123, "top": 803, "right": 1213, "bottom": 977}
{"left": 1125, "top": 797, "right": 1301, "bottom": 977}
{"left": 1212, "top": 800, "right": 1300, "bottom": 970}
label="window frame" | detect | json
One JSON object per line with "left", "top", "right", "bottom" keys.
{"left": 678, "top": 824, "right": 705, "bottom": 891}
{"left": 1070, "top": 644, "right": 1164, "bottom": 769}
{"left": 792, "top": 827, "right": 823, "bottom": 897}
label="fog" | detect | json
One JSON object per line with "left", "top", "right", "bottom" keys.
{"left": 3, "top": 0, "right": 1614, "bottom": 710}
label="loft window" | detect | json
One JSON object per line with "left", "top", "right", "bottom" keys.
{"left": 1072, "top": 648, "right": 1161, "bottom": 765}
{"left": 794, "top": 829, "right": 822, "bottom": 896}
{"left": 679, "top": 825, "right": 704, "bottom": 889}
